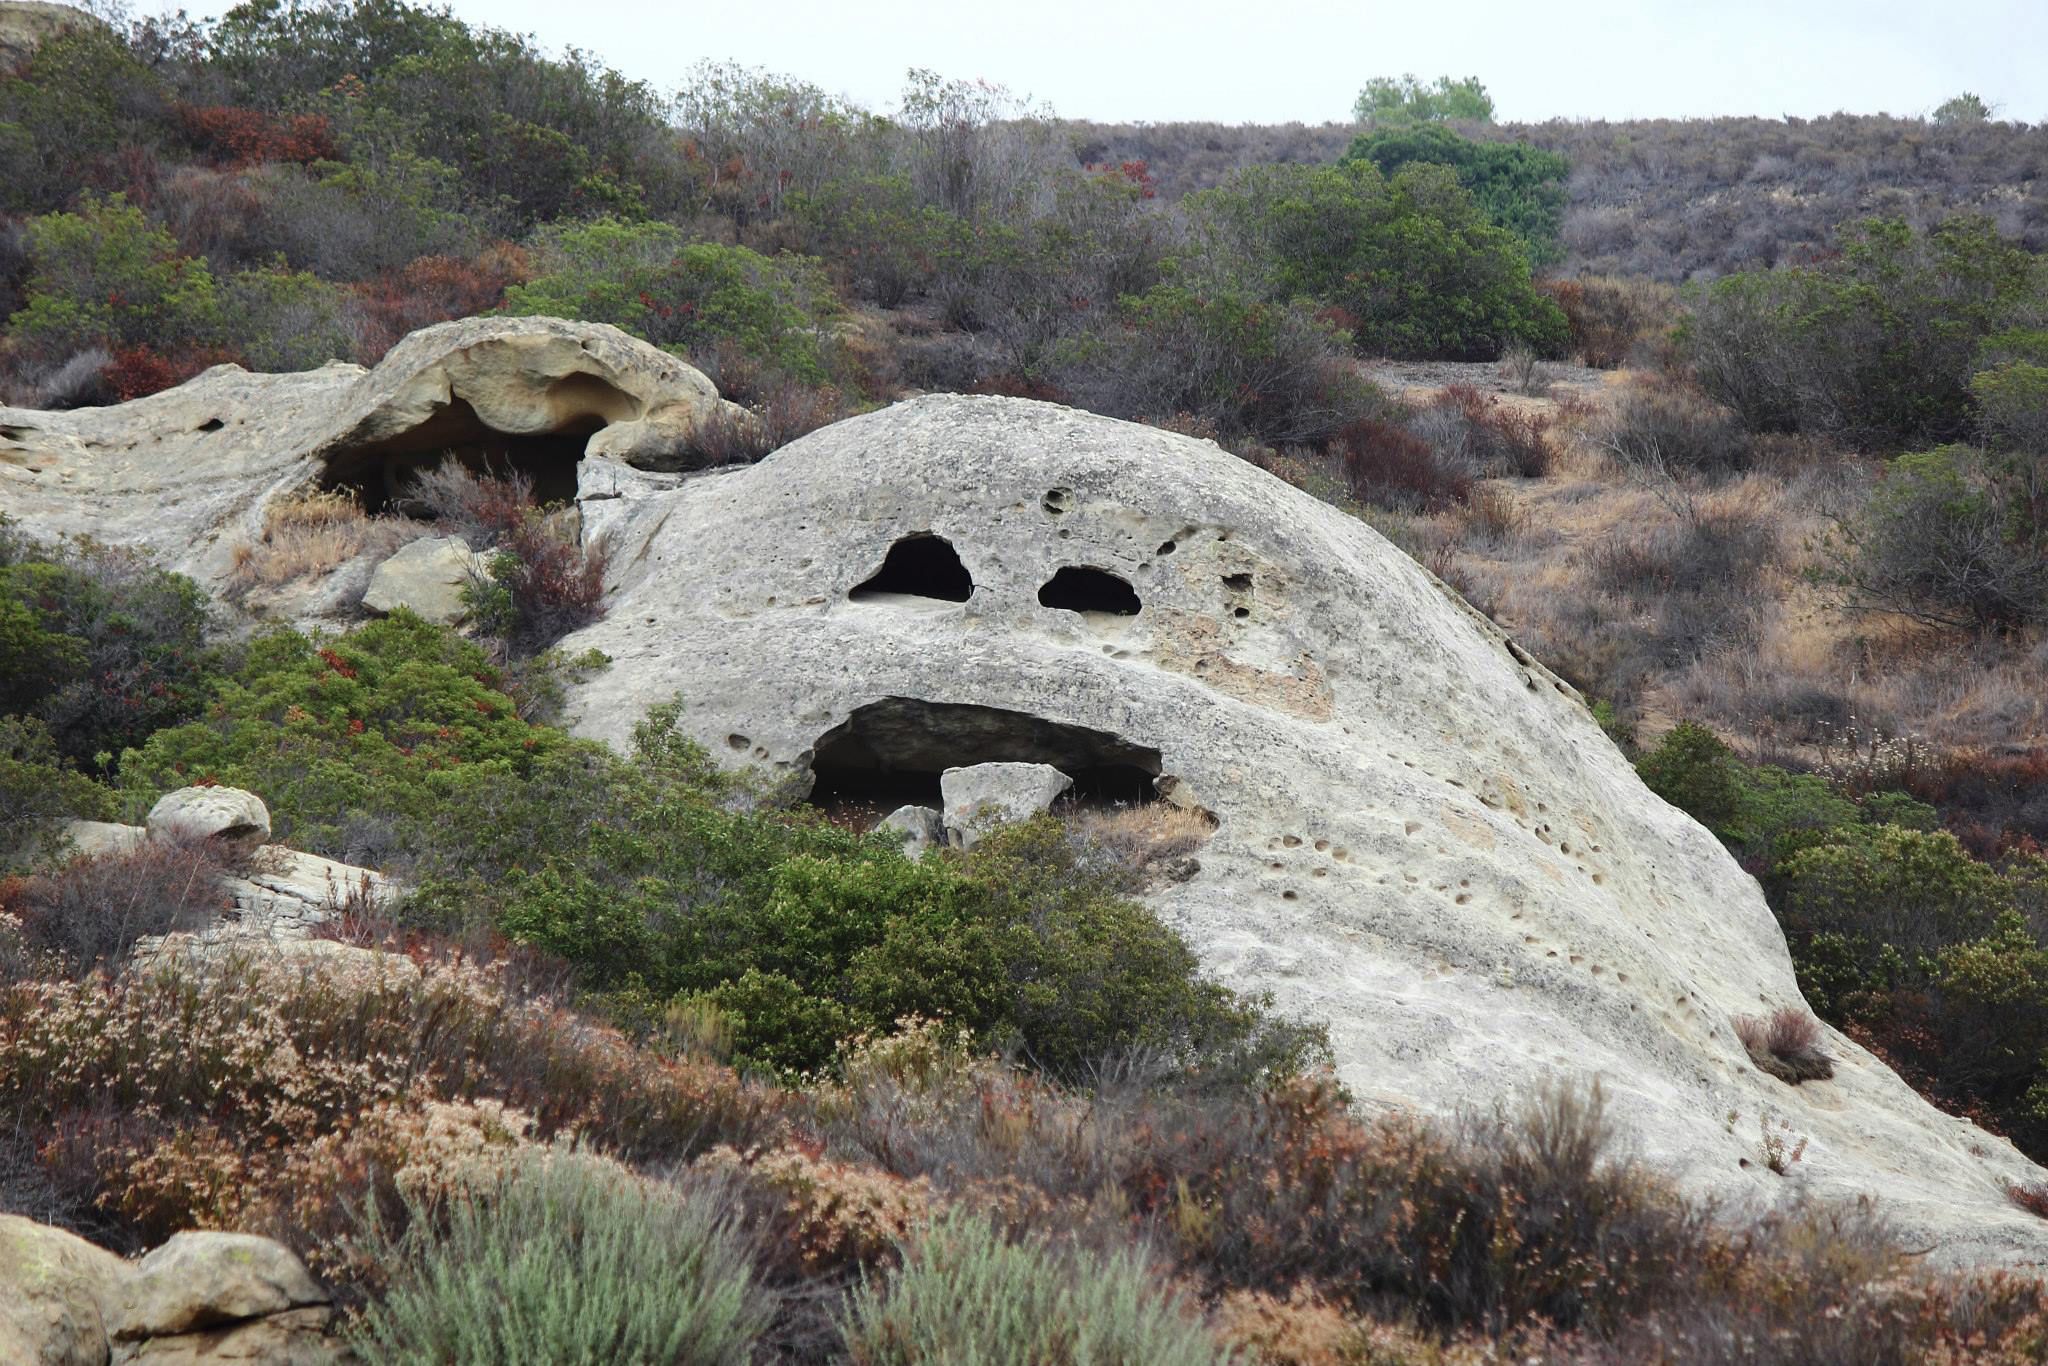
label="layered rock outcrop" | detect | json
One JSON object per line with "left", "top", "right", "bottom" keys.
{"left": 0, "top": 316, "right": 745, "bottom": 593}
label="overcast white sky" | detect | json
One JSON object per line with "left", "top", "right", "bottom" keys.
{"left": 169, "top": 0, "right": 2048, "bottom": 125}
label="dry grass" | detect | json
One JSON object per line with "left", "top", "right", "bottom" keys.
{"left": 1067, "top": 801, "right": 1216, "bottom": 882}
{"left": 1734, "top": 1007, "right": 1835, "bottom": 1085}
{"left": 227, "top": 487, "right": 427, "bottom": 594}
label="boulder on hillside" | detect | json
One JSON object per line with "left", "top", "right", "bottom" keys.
{"left": 360, "top": 534, "right": 488, "bottom": 624}
{"left": 145, "top": 787, "right": 271, "bottom": 857}
{"left": 110, "top": 1306, "right": 345, "bottom": 1365}
{"left": 0, "top": 1213, "right": 128, "bottom": 1366}
{"left": 878, "top": 804, "right": 946, "bottom": 859}
{"left": 107, "top": 1232, "right": 326, "bottom": 1341}
{"left": 940, "top": 762, "right": 1074, "bottom": 848}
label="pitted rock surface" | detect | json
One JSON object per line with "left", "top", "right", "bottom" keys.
{"left": 146, "top": 787, "right": 271, "bottom": 855}
{"left": 551, "top": 394, "right": 2048, "bottom": 1269}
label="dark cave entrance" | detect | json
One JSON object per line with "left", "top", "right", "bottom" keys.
{"left": 315, "top": 399, "right": 606, "bottom": 514}
{"left": 849, "top": 533, "right": 975, "bottom": 603}
{"left": 806, "top": 698, "right": 1163, "bottom": 821}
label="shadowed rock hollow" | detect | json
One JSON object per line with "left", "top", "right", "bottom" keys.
{"left": 560, "top": 393, "right": 2048, "bottom": 1269}
{"left": 0, "top": 314, "right": 748, "bottom": 587}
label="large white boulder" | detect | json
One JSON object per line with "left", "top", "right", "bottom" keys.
{"left": 545, "top": 394, "right": 2048, "bottom": 1269}
{"left": 0, "top": 1213, "right": 127, "bottom": 1366}
{"left": 146, "top": 787, "right": 271, "bottom": 856}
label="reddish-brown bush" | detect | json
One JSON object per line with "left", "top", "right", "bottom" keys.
{"left": 11, "top": 838, "right": 233, "bottom": 976}
{"left": 102, "top": 345, "right": 239, "bottom": 401}
{"left": 175, "top": 105, "right": 336, "bottom": 169}
{"left": 1539, "top": 276, "right": 1678, "bottom": 369}
{"left": 353, "top": 247, "right": 529, "bottom": 360}
{"left": 1335, "top": 418, "right": 1472, "bottom": 511}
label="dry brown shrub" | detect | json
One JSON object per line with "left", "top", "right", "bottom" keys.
{"left": 14, "top": 837, "right": 233, "bottom": 976}
{"left": 1541, "top": 276, "right": 1678, "bottom": 369}
{"left": 699, "top": 1143, "right": 934, "bottom": 1278}
{"left": 1595, "top": 375, "right": 1752, "bottom": 478}
{"left": 227, "top": 487, "right": 425, "bottom": 593}
{"left": 1067, "top": 802, "right": 1216, "bottom": 882}
{"left": 1734, "top": 1007, "right": 1835, "bottom": 1084}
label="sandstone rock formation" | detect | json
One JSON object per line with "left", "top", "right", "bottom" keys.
{"left": 940, "top": 761, "right": 1075, "bottom": 848}
{"left": 0, "top": 315, "right": 746, "bottom": 594}
{"left": 359, "top": 534, "right": 487, "bottom": 624}
{"left": 145, "top": 787, "right": 272, "bottom": 856}
{"left": 0, "top": 1217, "right": 342, "bottom": 1365}
{"left": 108, "top": 1232, "right": 328, "bottom": 1341}
{"left": 878, "top": 804, "right": 946, "bottom": 859}
{"left": 552, "top": 394, "right": 2048, "bottom": 1268}
{"left": 10, "top": 364, "right": 2048, "bottom": 1268}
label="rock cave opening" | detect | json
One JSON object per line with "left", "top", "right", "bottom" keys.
{"left": 806, "top": 697, "right": 1164, "bottom": 825}
{"left": 849, "top": 533, "right": 974, "bottom": 603}
{"left": 1038, "top": 565, "right": 1141, "bottom": 616}
{"left": 314, "top": 397, "right": 609, "bottom": 514}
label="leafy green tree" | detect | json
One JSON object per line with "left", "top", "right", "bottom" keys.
{"left": 1344, "top": 123, "right": 1568, "bottom": 266}
{"left": 8, "top": 195, "right": 221, "bottom": 362}
{"left": 1353, "top": 74, "right": 1495, "bottom": 126}
{"left": 1185, "top": 159, "right": 1567, "bottom": 360}
{"left": 1932, "top": 92, "right": 1993, "bottom": 125}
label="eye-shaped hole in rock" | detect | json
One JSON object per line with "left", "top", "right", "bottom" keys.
{"left": 850, "top": 533, "right": 974, "bottom": 603}
{"left": 1222, "top": 572, "right": 1253, "bottom": 593}
{"left": 1038, "top": 566, "right": 1140, "bottom": 616}
{"left": 805, "top": 697, "right": 1162, "bottom": 818}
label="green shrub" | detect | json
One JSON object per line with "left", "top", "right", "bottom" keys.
{"left": 0, "top": 524, "right": 220, "bottom": 771}
{"left": 350, "top": 1151, "right": 771, "bottom": 1366}
{"left": 1053, "top": 280, "right": 1376, "bottom": 445}
{"left": 1635, "top": 723, "right": 1742, "bottom": 832}
{"left": 0, "top": 26, "right": 163, "bottom": 215}
{"left": 1682, "top": 215, "right": 2042, "bottom": 448}
{"left": 1344, "top": 123, "right": 1568, "bottom": 266}
{"left": 1352, "top": 74, "right": 1495, "bottom": 126}
{"left": 218, "top": 263, "right": 362, "bottom": 370}
{"left": 791, "top": 174, "right": 973, "bottom": 309}
{"left": 1826, "top": 444, "right": 2048, "bottom": 629}
{"left": 116, "top": 612, "right": 563, "bottom": 857}
{"left": 0, "top": 716, "right": 113, "bottom": 874}
{"left": 1185, "top": 160, "right": 1567, "bottom": 361}
{"left": 501, "top": 219, "right": 834, "bottom": 379}
{"left": 8, "top": 194, "right": 221, "bottom": 362}
{"left": 838, "top": 1209, "right": 1227, "bottom": 1366}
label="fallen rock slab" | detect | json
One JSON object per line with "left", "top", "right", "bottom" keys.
{"left": 359, "top": 534, "right": 488, "bottom": 624}
{"left": 940, "top": 762, "right": 1074, "bottom": 848}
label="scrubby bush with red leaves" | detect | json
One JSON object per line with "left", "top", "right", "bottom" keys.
{"left": 175, "top": 105, "right": 336, "bottom": 169}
